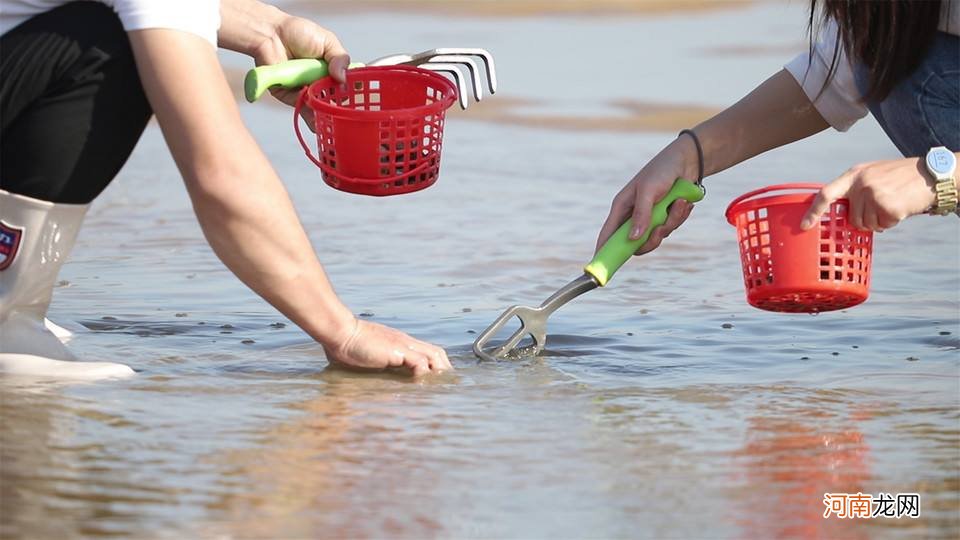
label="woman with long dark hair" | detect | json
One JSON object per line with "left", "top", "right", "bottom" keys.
{"left": 597, "top": 0, "right": 958, "bottom": 255}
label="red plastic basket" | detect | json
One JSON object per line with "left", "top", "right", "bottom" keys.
{"left": 725, "top": 183, "right": 873, "bottom": 313}
{"left": 294, "top": 65, "right": 458, "bottom": 196}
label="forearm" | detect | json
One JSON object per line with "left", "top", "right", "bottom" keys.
{"left": 130, "top": 29, "right": 355, "bottom": 346}
{"left": 188, "top": 159, "right": 355, "bottom": 346}
{"left": 179, "top": 109, "right": 355, "bottom": 346}
{"left": 693, "top": 69, "right": 830, "bottom": 178}
{"left": 218, "top": 0, "right": 286, "bottom": 56}
{"left": 597, "top": 69, "right": 834, "bottom": 249}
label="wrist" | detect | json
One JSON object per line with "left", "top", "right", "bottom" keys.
{"left": 219, "top": 0, "right": 287, "bottom": 57}
{"left": 255, "top": 7, "right": 289, "bottom": 57}
{"left": 303, "top": 301, "right": 357, "bottom": 348}
{"left": 667, "top": 134, "right": 701, "bottom": 184}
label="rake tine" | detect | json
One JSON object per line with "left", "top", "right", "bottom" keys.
{"left": 421, "top": 48, "right": 497, "bottom": 94}
{"left": 418, "top": 55, "right": 483, "bottom": 102}
{"left": 473, "top": 306, "right": 518, "bottom": 360}
{"left": 420, "top": 63, "right": 470, "bottom": 110}
{"left": 529, "top": 330, "right": 547, "bottom": 352}
{"left": 492, "top": 325, "right": 532, "bottom": 358}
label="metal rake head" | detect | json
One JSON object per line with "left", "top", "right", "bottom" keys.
{"left": 472, "top": 274, "right": 600, "bottom": 361}
{"left": 369, "top": 48, "right": 497, "bottom": 109}
{"left": 472, "top": 304, "right": 549, "bottom": 362}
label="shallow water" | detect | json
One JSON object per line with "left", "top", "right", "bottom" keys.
{"left": 3, "top": 2, "right": 959, "bottom": 539}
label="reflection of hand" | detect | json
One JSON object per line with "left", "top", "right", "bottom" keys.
{"left": 596, "top": 136, "right": 699, "bottom": 256}
{"left": 801, "top": 158, "right": 943, "bottom": 232}
{"left": 252, "top": 15, "right": 350, "bottom": 108}
{"left": 324, "top": 319, "right": 453, "bottom": 377}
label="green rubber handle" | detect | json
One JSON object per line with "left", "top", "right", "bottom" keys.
{"left": 244, "top": 59, "right": 365, "bottom": 103}
{"left": 584, "top": 178, "right": 705, "bottom": 286}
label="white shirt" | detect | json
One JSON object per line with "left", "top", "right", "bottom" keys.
{"left": 786, "top": 0, "right": 959, "bottom": 131}
{"left": 0, "top": 0, "right": 220, "bottom": 47}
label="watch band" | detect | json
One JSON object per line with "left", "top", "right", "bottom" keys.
{"left": 926, "top": 147, "right": 958, "bottom": 216}
{"left": 933, "top": 178, "right": 959, "bottom": 215}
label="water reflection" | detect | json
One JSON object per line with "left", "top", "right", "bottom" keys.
{"left": 733, "top": 392, "right": 872, "bottom": 539}
{"left": 201, "top": 372, "right": 450, "bottom": 538}
{"left": 1, "top": 382, "right": 168, "bottom": 538}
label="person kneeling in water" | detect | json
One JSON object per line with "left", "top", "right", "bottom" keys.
{"left": 0, "top": 0, "right": 451, "bottom": 379}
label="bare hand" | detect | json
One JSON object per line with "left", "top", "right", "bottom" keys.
{"left": 252, "top": 15, "right": 350, "bottom": 108}
{"left": 800, "top": 158, "right": 940, "bottom": 232}
{"left": 596, "top": 137, "right": 698, "bottom": 256}
{"left": 324, "top": 319, "right": 452, "bottom": 377}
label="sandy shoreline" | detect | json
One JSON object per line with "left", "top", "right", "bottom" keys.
{"left": 445, "top": 96, "right": 722, "bottom": 132}
{"left": 285, "top": 0, "right": 755, "bottom": 18}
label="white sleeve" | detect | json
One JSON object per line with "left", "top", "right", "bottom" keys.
{"left": 784, "top": 19, "right": 868, "bottom": 132}
{"left": 112, "top": 0, "right": 221, "bottom": 48}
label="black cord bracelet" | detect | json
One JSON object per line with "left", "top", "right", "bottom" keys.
{"left": 678, "top": 129, "right": 704, "bottom": 185}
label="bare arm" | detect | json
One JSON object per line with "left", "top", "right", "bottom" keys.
{"left": 692, "top": 69, "right": 829, "bottom": 178}
{"left": 127, "top": 29, "right": 449, "bottom": 375}
{"left": 597, "top": 69, "right": 830, "bottom": 253}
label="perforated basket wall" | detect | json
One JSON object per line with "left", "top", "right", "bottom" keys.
{"left": 725, "top": 184, "right": 872, "bottom": 313}
{"left": 294, "top": 66, "right": 457, "bottom": 196}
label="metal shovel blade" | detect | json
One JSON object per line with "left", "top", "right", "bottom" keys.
{"left": 473, "top": 273, "right": 599, "bottom": 361}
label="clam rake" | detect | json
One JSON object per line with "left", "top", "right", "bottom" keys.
{"left": 473, "top": 179, "right": 705, "bottom": 361}
{"left": 244, "top": 48, "right": 497, "bottom": 110}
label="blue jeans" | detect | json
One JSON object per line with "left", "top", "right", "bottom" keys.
{"left": 854, "top": 32, "right": 959, "bottom": 156}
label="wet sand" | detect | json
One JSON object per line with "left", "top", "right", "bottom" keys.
{"left": 448, "top": 96, "right": 722, "bottom": 132}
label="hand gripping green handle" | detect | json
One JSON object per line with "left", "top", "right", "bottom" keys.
{"left": 244, "top": 59, "right": 365, "bottom": 103}
{"left": 584, "top": 178, "right": 705, "bottom": 286}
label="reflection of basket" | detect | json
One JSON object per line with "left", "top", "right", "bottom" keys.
{"left": 725, "top": 183, "right": 873, "bottom": 313}
{"left": 294, "top": 66, "right": 458, "bottom": 196}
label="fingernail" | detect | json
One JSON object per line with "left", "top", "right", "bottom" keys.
{"left": 630, "top": 226, "right": 642, "bottom": 240}
{"left": 800, "top": 218, "right": 811, "bottom": 230}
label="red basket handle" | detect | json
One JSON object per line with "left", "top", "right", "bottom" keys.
{"left": 294, "top": 88, "right": 323, "bottom": 168}
{"left": 724, "top": 183, "right": 825, "bottom": 224}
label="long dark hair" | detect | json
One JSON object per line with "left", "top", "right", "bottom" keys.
{"left": 810, "top": 0, "right": 943, "bottom": 102}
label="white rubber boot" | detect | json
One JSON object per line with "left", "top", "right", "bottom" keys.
{"left": 1, "top": 190, "right": 134, "bottom": 379}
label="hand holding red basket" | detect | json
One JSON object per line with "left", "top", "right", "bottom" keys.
{"left": 726, "top": 184, "right": 873, "bottom": 313}
{"left": 244, "top": 48, "right": 498, "bottom": 196}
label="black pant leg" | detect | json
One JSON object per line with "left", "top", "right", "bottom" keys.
{"left": 0, "top": 1, "right": 153, "bottom": 204}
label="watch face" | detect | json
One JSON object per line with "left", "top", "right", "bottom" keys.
{"left": 927, "top": 147, "right": 957, "bottom": 176}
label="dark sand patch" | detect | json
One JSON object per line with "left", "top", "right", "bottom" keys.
{"left": 446, "top": 96, "right": 721, "bottom": 133}
{"left": 702, "top": 42, "right": 807, "bottom": 57}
